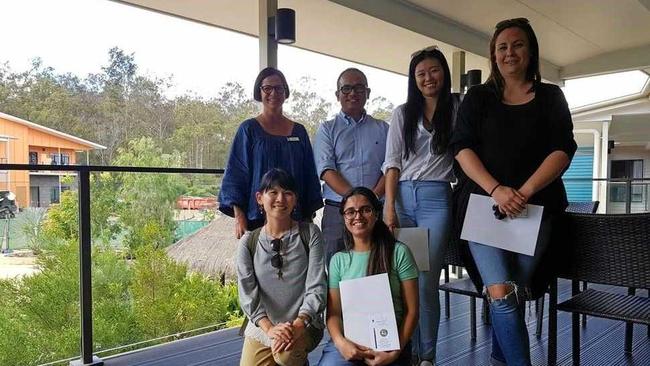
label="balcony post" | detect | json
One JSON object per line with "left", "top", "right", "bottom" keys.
{"left": 71, "top": 169, "right": 103, "bottom": 365}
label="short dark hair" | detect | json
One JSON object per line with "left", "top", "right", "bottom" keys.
{"left": 339, "top": 186, "right": 396, "bottom": 276}
{"left": 336, "top": 67, "right": 368, "bottom": 90}
{"left": 253, "top": 67, "right": 290, "bottom": 102}
{"left": 487, "top": 18, "right": 541, "bottom": 97}
{"left": 257, "top": 168, "right": 297, "bottom": 194}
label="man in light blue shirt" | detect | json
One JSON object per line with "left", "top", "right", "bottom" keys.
{"left": 314, "top": 68, "right": 389, "bottom": 265}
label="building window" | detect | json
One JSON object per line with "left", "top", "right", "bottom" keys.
{"left": 50, "top": 187, "right": 60, "bottom": 204}
{"left": 610, "top": 160, "right": 644, "bottom": 202}
{"left": 49, "top": 153, "right": 70, "bottom": 165}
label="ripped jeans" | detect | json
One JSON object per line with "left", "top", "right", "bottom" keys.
{"left": 468, "top": 217, "right": 553, "bottom": 366}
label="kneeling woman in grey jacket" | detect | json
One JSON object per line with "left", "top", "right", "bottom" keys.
{"left": 237, "top": 168, "right": 327, "bottom": 366}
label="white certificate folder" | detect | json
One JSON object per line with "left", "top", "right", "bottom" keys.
{"left": 339, "top": 273, "right": 400, "bottom": 351}
{"left": 395, "top": 227, "right": 429, "bottom": 271}
{"left": 461, "top": 193, "right": 544, "bottom": 256}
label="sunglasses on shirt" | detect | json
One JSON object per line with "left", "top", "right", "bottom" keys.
{"left": 271, "top": 238, "right": 284, "bottom": 278}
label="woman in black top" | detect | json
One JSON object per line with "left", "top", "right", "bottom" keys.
{"left": 450, "top": 18, "right": 577, "bottom": 366}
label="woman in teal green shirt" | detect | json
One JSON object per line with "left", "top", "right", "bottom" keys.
{"left": 318, "top": 187, "right": 419, "bottom": 366}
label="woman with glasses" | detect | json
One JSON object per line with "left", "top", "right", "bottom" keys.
{"left": 451, "top": 18, "right": 576, "bottom": 365}
{"left": 382, "top": 47, "right": 460, "bottom": 366}
{"left": 318, "top": 186, "right": 418, "bottom": 366}
{"left": 238, "top": 168, "right": 327, "bottom": 366}
{"left": 219, "top": 67, "right": 323, "bottom": 239}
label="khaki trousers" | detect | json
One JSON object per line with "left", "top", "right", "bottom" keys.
{"left": 240, "top": 326, "right": 322, "bottom": 366}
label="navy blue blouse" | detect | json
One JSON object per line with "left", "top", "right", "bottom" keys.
{"left": 218, "top": 118, "right": 323, "bottom": 223}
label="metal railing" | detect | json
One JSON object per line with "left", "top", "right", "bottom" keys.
{"left": 0, "top": 164, "right": 223, "bottom": 366}
{"left": 562, "top": 177, "right": 650, "bottom": 214}
{"left": 0, "top": 165, "right": 646, "bottom": 365}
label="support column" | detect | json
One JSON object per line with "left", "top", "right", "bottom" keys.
{"left": 599, "top": 121, "right": 610, "bottom": 213}
{"left": 452, "top": 51, "right": 466, "bottom": 93}
{"left": 592, "top": 130, "right": 601, "bottom": 202}
{"left": 259, "top": 0, "right": 278, "bottom": 70}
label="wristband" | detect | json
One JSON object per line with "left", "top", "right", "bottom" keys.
{"left": 489, "top": 183, "right": 501, "bottom": 196}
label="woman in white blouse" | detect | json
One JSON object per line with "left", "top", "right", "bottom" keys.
{"left": 383, "top": 46, "right": 460, "bottom": 366}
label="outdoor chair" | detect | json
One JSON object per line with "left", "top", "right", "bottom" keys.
{"left": 549, "top": 212, "right": 650, "bottom": 365}
{"left": 439, "top": 236, "right": 488, "bottom": 341}
{"left": 535, "top": 200, "right": 600, "bottom": 337}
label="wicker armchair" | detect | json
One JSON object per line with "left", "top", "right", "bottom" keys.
{"left": 566, "top": 201, "right": 600, "bottom": 214}
{"left": 549, "top": 212, "right": 650, "bottom": 365}
{"left": 439, "top": 236, "right": 488, "bottom": 341}
{"left": 535, "top": 200, "right": 600, "bottom": 337}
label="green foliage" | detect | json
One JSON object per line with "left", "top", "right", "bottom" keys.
{"left": 0, "top": 240, "right": 241, "bottom": 366}
{"left": 286, "top": 76, "right": 332, "bottom": 137}
{"left": 15, "top": 207, "right": 47, "bottom": 252}
{"left": 113, "top": 137, "right": 186, "bottom": 251}
{"left": 367, "top": 95, "right": 395, "bottom": 122}
{"left": 41, "top": 190, "right": 79, "bottom": 241}
{"left": 131, "top": 244, "right": 237, "bottom": 338}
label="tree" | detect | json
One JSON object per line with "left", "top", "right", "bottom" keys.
{"left": 286, "top": 76, "right": 332, "bottom": 137}
{"left": 113, "top": 137, "right": 186, "bottom": 251}
{"left": 367, "top": 95, "right": 395, "bottom": 122}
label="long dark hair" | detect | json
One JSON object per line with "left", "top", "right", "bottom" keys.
{"left": 340, "top": 187, "right": 396, "bottom": 276}
{"left": 487, "top": 18, "right": 541, "bottom": 98}
{"left": 403, "top": 49, "right": 453, "bottom": 159}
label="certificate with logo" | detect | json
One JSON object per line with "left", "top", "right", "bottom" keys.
{"left": 461, "top": 193, "right": 544, "bottom": 256}
{"left": 339, "top": 273, "right": 400, "bottom": 351}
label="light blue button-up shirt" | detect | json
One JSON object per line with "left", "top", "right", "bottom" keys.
{"left": 314, "top": 111, "right": 389, "bottom": 202}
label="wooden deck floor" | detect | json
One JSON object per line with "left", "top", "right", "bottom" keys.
{"left": 105, "top": 279, "right": 649, "bottom": 366}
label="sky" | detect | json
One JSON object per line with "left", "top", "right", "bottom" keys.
{"left": 1, "top": 0, "right": 407, "bottom": 115}
{"left": 1, "top": 0, "right": 647, "bottom": 113}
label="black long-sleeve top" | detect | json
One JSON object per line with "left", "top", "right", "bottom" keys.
{"left": 450, "top": 82, "right": 578, "bottom": 215}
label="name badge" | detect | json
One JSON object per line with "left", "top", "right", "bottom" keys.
{"left": 287, "top": 136, "right": 300, "bottom": 142}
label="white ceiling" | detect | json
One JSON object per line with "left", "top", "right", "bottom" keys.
{"left": 117, "top": 0, "right": 650, "bottom": 84}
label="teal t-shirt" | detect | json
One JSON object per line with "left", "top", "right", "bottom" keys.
{"left": 328, "top": 242, "right": 419, "bottom": 324}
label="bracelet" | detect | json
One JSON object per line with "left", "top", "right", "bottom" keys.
{"left": 489, "top": 183, "right": 501, "bottom": 196}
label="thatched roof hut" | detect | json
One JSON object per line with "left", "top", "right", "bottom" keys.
{"left": 166, "top": 213, "right": 239, "bottom": 282}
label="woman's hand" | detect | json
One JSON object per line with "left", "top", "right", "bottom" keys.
{"left": 492, "top": 185, "right": 527, "bottom": 217}
{"left": 334, "top": 338, "right": 371, "bottom": 361}
{"left": 266, "top": 322, "right": 293, "bottom": 345}
{"left": 364, "top": 350, "right": 400, "bottom": 366}
{"left": 279, "top": 317, "right": 307, "bottom": 352}
{"left": 383, "top": 206, "right": 399, "bottom": 233}
{"left": 235, "top": 214, "right": 248, "bottom": 239}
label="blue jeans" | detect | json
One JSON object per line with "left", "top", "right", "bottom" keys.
{"left": 317, "top": 339, "right": 411, "bottom": 366}
{"left": 468, "top": 217, "right": 553, "bottom": 366}
{"left": 396, "top": 180, "right": 451, "bottom": 362}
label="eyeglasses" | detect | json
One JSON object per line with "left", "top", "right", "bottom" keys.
{"left": 495, "top": 17, "right": 529, "bottom": 29}
{"left": 342, "top": 206, "right": 374, "bottom": 220}
{"left": 260, "top": 85, "right": 286, "bottom": 95}
{"left": 410, "top": 45, "right": 439, "bottom": 59}
{"left": 339, "top": 84, "right": 368, "bottom": 95}
{"left": 270, "top": 238, "right": 283, "bottom": 278}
